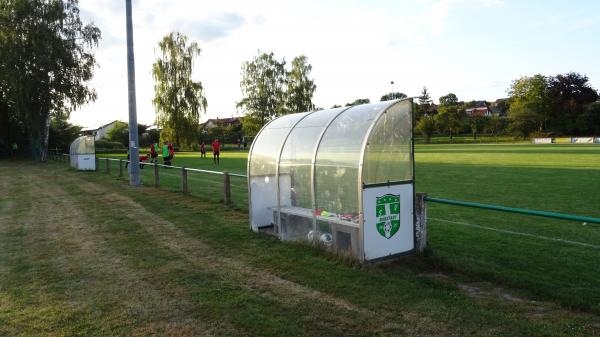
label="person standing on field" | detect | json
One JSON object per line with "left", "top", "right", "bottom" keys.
{"left": 162, "top": 141, "right": 171, "bottom": 166}
{"left": 150, "top": 143, "right": 158, "bottom": 163}
{"left": 200, "top": 141, "right": 206, "bottom": 158}
{"left": 168, "top": 143, "right": 174, "bottom": 163}
{"left": 11, "top": 143, "right": 17, "bottom": 160}
{"left": 212, "top": 138, "right": 221, "bottom": 164}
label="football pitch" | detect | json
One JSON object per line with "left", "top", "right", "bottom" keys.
{"left": 1, "top": 143, "right": 599, "bottom": 336}
{"left": 97, "top": 144, "right": 600, "bottom": 312}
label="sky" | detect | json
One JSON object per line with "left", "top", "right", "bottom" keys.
{"left": 71, "top": 0, "right": 600, "bottom": 128}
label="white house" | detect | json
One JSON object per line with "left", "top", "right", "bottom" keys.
{"left": 81, "top": 120, "right": 121, "bottom": 140}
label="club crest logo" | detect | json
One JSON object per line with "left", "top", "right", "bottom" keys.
{"left": 376, "top": 194, "right": 401, "bottom": 239}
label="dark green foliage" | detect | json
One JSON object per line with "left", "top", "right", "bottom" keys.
{"left": 436, "top": 93, "right": 464, "bottom": 141}
{"left": 345, "top": 98, "right": 370, "bottom": 106}
{"left": 106, "top": 121, "right": 129, "bottom": 147}
{"left": 0, "top": 0, "right": 100, "bottom": 161}
{"left": 95, "top": 139, "right": 126, "bottom": 151}
{"left": 508, "top": 73, "right": 599, "bottom": 137}
{"left": 485, "top": 113, "right": 506, "bottom": 141}
{"left": 467, "top": 114, "right": 489, "bottom": 139}
{"left": 380, "top": 92, "right": 407, "bottom": 101}
{"left": 48, "top": 116, "right": 82, "bottom": 152}
{"left": 546, "top": 72, "right": 598, "bottom": 135}
{"left": 416, "top": 115, "right": 436, "bottom": 143}
{"left": 140, "top": 128, "right": 160, "bottom": 148}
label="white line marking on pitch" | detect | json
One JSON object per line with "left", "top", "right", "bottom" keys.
{"left": 430, "top": 217, "right": 600, "bottom": 249}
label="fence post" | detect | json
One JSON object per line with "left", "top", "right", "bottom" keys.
{"left": 181, "top": 167, "right": 188, "bottom": 194}
{"left": 119, "top": 159, "right": 123, "bottom": 177}
{"left": 154, "top": 163, "right": 160, "bottom": 187}
{"left": 95, "top": 157, "right": 99, "bottom": 171}
{"left": 223, "top": 172, "right": 231, "bottom": 205}
{"left": 105, "top": 158, "right": 110, "bottom": 174}
{"left": 415, "top": 192, "right": 428, "bottom": 255}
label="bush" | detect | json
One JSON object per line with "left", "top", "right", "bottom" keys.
{"left": 95, "top": 139, "right": 126, "bottom": 153}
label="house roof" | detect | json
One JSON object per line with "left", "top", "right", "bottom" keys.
{"left": 146, "top": 125, "right": 160, "bottom": 131}
{"left": 466, "top": 107, "right": 489, "bottom": 112}
{"left": 82, "top": 120, "right": 121, "bottom": 132}
{"left": 201, "top": 117, "right": 242, "bottom": 126}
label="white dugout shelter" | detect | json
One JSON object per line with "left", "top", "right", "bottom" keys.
{"left": 248, "top": 99, "right": 415, "bottom": 262}
{"left": 69, "top": 135, "right": 96, "bottom": 171}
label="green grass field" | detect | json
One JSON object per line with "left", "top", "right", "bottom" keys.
{"left": 2, "top": 159, "right": 600, "bottom": 336}
{"left": 95, "top": 144, "right": 600, "bottom": 313}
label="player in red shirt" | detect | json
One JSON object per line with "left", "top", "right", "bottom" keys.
{"left": 150, "top": 143, "right": 158, "bottom": 163}
{"left": 212, "top": 139, "right": 221, "bottom": 164}
{"left": 168, "top": 143, "right": 174, "bottom": 163}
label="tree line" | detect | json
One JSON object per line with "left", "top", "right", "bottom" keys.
{"left": 414, "top": 72, "right": 599, "bottom": 143}
{"left": 0, "top": 0, "right": 100, "bottom": 160}
{"left": 2, "top": 1, "right": 599, "bottom": 160}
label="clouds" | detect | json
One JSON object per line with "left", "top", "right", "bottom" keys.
{"left": 69, "top": 0, "right": 599, "bottom": 128}
{"left": 185, "top": 12, "right": 247, "bottom": 42}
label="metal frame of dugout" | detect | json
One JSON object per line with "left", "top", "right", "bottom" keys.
{"left": 247, "top": 98, "right": 415, "bottom": 262}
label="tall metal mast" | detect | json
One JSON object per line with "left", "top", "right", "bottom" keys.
{"left": 125, "top": 0, "right": 140, "bottom": 186}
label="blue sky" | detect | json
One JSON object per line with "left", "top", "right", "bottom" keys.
{"left": 72, "top": 0, "right": 600, "bottom": 127}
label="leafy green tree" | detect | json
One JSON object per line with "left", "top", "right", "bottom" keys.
{"left": 0, "top": 0, "right": 100, "bottom": 161}
{"left": 416, "top": 115, "right": 436, "bottom": 143}
{"left": 238, "top": 51, "right": 286, "bottom": 136}
{"left": 206, "top": 124, "right": 225, "bottom": 144}
{"left": 152, "top": 32, "right": 207, "bottom": 148}
{"left": 436, "top": 93, "right": 463, "bottom": 142}
{"left": 546, "top": 72, "right": 598, "bottom": 135}
{"left": 582, "top": 101, "right": 600, "bottom": 135}
{"left": 286, "top": 55, "right": 316, "bottom": 113}
{"left": 439, "top": 93, "right": 458, "bottom": 106}
{"left": 48, "top": 116, "right": 82, "bottom": 153}
{"left": 492, "top": 98, "right": 510, "bottom": 115}
{"left": 106, "top": 121, "right": 129, "bottom": 147}
{"left": 345, "top": 98, "right": 370, "bottom": 106}
{"left": 468, "top": 114, "right": 488, "bottom": 139}
{"left": 507, "top": 75, "right": 549, "bottom": 138}
{"left": 144, "top": 129, "right": 161, "bottom": 147}
{"left": 380, "top": 92, "right": 407, "bottom": 101}
{"left": 486, "top": 113, "right": 505, "bottom": 142}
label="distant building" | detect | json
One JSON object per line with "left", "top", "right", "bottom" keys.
{"left": 80, "top": 120, "right": 121, "bottom": 140}
{"left": 465, "top": 107, "right": 491, "bottom": 117}
{"left": 146, "top": 125, "right": 161, "bottom": 131}
{"left": 200, "top": 117, "right": 242, "bottom": 130}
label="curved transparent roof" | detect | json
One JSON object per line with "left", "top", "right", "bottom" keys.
{"left": 248, "top": 99, "right": 413, "bottom": 230}
{"left": 69, "top": 136, "right": 95, "bottom": 155}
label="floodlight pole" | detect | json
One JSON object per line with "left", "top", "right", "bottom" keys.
{"left": 125, "top": 0, "right": 140, "bottom": 186}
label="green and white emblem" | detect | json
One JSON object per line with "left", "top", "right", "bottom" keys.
{"left": 376, "top": 194, "right": 401, "bottom": 239}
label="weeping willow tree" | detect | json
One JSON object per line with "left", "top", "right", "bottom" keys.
{"left": 152, "top": 32, "right": 207, "bottom": 148}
